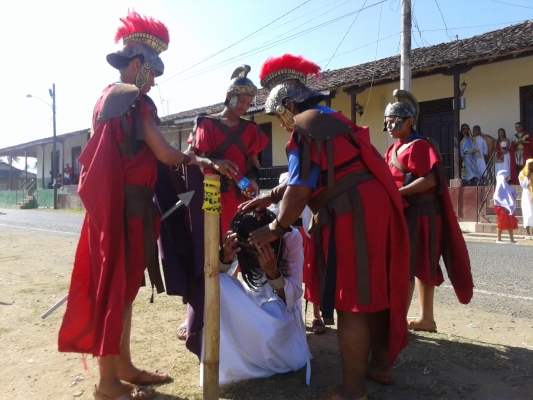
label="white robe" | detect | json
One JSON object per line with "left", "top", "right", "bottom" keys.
{"left": 494, "top": 141, "right": 511, "bottom": 177}
{"left": 474, "top": 135, "right": 488, "bottom": 175}
{"left": 200, "top": 228, "right": 311, "bottom": 386}
{"left": 519, "top": 176, "right": 533, "bottom": 228}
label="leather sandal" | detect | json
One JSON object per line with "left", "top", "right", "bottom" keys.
{"left": 366, "top": 370, "right": 395, "bottom": 385}
{"left": 127, "top": 369, "right": 170, "bottom": 385}
{"left": 176, "top": 322, "right": 187, "bottom": 341}
{"left": 407, "top": 320, "right": 437, "bottom": 333}
{"left": 93, "top": 384, "right": 155, "bottom": 400}
{"left": 311, "top": 318, "right": 327, "bottom": 334}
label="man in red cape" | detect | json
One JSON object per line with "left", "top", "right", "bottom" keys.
{"left": 384, "top": 89, "right": 474, "bottom": 334}
{"left": 244, "top": 54, "right": 410, "bottom": 400}
{"left": 57, "top": 11, "right": 201, "bottom": 400}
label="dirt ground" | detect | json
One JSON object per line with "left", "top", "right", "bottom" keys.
{"left": 1, "top": 226, "right": 532, "bottom": 400}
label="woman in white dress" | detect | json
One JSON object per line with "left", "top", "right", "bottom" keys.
{"left": 494, "top": 128, "right": 511, "bottom": 178}
{"left": 519, "top": 158, "right": 533, "bottom": 239}
{"left": 200, "top": 208, "right": 311, "bottom": 385}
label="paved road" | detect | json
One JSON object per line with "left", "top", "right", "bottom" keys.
{"left": 0, "top": 207, "right": 531, "bottom": 318}
{"left": 0, "top": 208, "right": 84, "bottom": 237}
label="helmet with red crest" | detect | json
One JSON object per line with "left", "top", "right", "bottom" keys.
{"left": 106, "top": 10, "right": 170, "bottom": 90}
{"left": 259, "top": 54, "right": 324, "bottom": 130}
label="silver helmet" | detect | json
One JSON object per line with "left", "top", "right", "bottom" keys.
{"left": 106, "top": 11, "right": 169, "bottom": 90}
{"left": 383, "top": 89, "right": 419, "bottom": 132}
{"left": 226, "top": 65, "right": 257, "bottom": 108}
{"left": 259, "top": 54, "right": 324, "bottom": 130}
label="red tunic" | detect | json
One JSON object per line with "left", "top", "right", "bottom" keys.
{"left": 58, "top": 84, "right": 160, "bottom": 357}
{"left": 494, "top": 205, "right": 519, "bottom": 230}
{"left": 385, "top": 136, "right": 474, "bottom": 304}
{"left": 385, "top": 138, "right": 444, "bottom": 286}
{"left": 293, "top": 110, "right": 410, "bottom": 366}
{"left": 195, "top": 118, "right": 268, "bottom": 233}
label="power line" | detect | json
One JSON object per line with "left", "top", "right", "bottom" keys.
{"left": 411, "top": 1, "right": 432, "bottom": 48}
{"left": 323, "top": 0, "right": 370, "bottom": 70}
{"left": 360, "top": 0, "right": 384, "bottom": 125}
{"left": 434, "top": 0, "right": 455, "bottom": 40}
{"left": 159, "top": 1, "right": 311, "bottom": 84}
{"left": 246, "top": 0, "right": 353, "bottom": 42}
{"left": 161, "top": 0, "right": 390, "bottom": 88}
{"left": 490, "top": 0, "right": 533, "bottom": 9}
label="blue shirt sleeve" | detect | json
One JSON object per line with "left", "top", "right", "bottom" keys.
{"left": 287, "top": 149, "right": 321, "bottom": 190}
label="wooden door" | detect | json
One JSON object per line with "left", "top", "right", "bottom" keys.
{"left": 419, "top": 98, "right": 455, "bottom": 181}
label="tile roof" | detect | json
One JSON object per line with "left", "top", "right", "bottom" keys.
{"left": 313, "top": 20, "right": 533, "bottom": 90}
{"left": 163, "top": 20, "right": 533, "bottom": 124}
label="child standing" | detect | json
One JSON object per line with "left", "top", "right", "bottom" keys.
{"left": 493, "top": 170, "right": 520, "bottom": 244}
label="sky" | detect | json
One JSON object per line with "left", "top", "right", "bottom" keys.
{"left": 2, "top": 0, "right": 532, "bottom": 154}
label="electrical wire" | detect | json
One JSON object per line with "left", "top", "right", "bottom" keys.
{"left": 411, "top": 2, "right": 432, "bottom": 48}
{"left": 360, "top": 0, "right": 384, "bottom": 125}
{"left": 434, "top": 0, "right": 455, "bottom": 40}
{"left": 161, "top": 0, "right": 389, "bottom": 88}
{"left": 323, "top": 0, "right": 369, "bottom": 70}
{"left": 490, "top": 0, "right": 533, "bottom": 9}
{"left": 158, "top": 1, "right": 311, "bottom": 84}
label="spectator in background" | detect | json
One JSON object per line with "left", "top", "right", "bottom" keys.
{"left": 494, "top": 128, "right": 511, "bottom": 179}
{"left": 472, "top": 125, "right": 488, "bottom": 179}
{"left": 63, "top": 163, "right": 73, "bottom": 185}
{"left": 493, "top": 170, "right": 519, "bottom": 244}
{"left": 519, "top": 158, "right": 533, "bottom": 239}
{"left": 460, "top": 124, "right": 481, "bottom": 186}
{"left": 511, "top": 122, "right": 532, "bottom": 184}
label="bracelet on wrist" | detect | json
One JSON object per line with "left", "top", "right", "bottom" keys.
{"left": 267, "top": 269, "right": 285, "bottom": 291}
{"left": 269, "top": 218, "right": 291, "bottom": 237}
{"left": 182, "top": 154, "right": 192, "bottom": 165}
{"left": 220, "top": 260, "right": 232, "bottom": 272}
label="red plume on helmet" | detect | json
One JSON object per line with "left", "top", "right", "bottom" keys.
{"left": 259, "top": 54, "right": 321, "bottom": 87}
{"left": 114, "top": 10, "right": 169, "bottom": 52}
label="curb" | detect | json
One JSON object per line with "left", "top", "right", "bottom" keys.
{"left": 463, "top": 232, "right": 533, "bottom": 246}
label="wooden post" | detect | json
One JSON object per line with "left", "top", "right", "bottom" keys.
{"left": 202, "top": 174, "right": 221, "bottom": 400}
{"left": 400, "top": 0, "right": 412, "bottom": 92}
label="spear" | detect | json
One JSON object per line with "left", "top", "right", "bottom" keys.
{"left": 40, "top": 190, "right": 195, "bottom": 319}
{"left": 160, "top": 190, "right": 195, "bottom": 221}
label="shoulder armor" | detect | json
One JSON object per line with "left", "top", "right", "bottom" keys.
{"left": 98, "top": 84, "right": 140, "bottom": 123}
{"left": 294, "top": 109, "right": 352, "bottom": 142}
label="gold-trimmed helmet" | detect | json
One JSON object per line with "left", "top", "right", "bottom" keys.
{"left": 227, "top": 65, "right": 258, "bottom": 108}
{"left": 106, "top": 11, "right": 169, "bottom": 90}
{"left": 259, "top": 54, "right": 324, "bottom": 130}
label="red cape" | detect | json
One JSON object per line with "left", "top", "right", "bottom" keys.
{"left": 58, "top": 112, "right": 126, "bottom": 356}
{"left": 294, "top": 110, "right": 410, "bottom": 366}
{"left": 440, "top": 182, "right": 474, "bottom": 304}
{"left": 352, "top": 123, "right": 410, "bottom": 365}
{"left": 58, "top": 85, "right": 158, "bottom": 356}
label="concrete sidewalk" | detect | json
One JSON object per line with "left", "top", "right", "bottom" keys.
{"left": 460, "top": 221, "right": 533, "bottom": 245}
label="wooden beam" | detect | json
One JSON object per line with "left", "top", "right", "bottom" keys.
{"left": 453, "top": 72, "right": 461, "bottom": 181}
{"left": 344, "top": 86, "right": 366, "bottom": 95}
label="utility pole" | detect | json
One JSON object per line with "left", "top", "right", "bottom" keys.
{"left": 50, "top": 84, "right": 58, "bottom": 210}
{"left": 400, "top": 0, "right": 412, "bottom": 92}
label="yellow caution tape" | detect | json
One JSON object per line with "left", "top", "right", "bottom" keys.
{"left": 203, "top": 179, "right": 221, "bottom": 215}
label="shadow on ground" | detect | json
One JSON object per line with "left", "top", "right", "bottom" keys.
{"left": 218, "top": 329, "right": 533, "bottom": 400}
